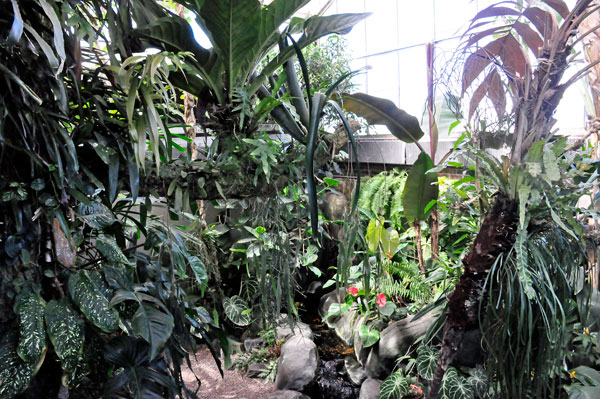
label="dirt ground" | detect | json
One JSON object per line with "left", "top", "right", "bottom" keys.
{"left": 182, "top": 346, "right": 277, "bottom": 399}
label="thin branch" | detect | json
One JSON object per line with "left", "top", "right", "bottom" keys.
{"left": 562, "top": 58, "right": 600, "bottom": 89}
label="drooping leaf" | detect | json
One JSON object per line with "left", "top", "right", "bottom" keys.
{"left": 44, "top": 299, "right": 85, "bottom": 374}
{"left": 402, "top": 152, "right": 439, "bottom": 223}
{"left": 417, "top": 345, "right": 439, "bottom": 380}
{"left": 131, "top": 304, "right": 174, "bottom": 361}
{"left": 523, "top": 6, "right": 558, "bottom": 40}
{"left": 542, "top": 0, "right": 569, "bottom": 18}
{"left": 14, "top": 291, "right": 47, "bottom": 364}
{"left": 257, "top": 12, "right": 370, "bottom": 89}
{"left": 3, "top": 0, "right": 23, "bottom": 47}
{"left": 223, "top": 295, "right": 252, "bottom": 326}
{"left": 379, "top": 371, "right": 411, "bottom": 399}
{"left": 69, "top": 271, "right": 119, "bottom": 333}
{"left": 52, "top": 217, "right": 76, "bottom": 268}
{"left": 342, "top": 93, "right": 424, "bottom": 143}
{"left": 0, "top": 331, "right": 45, "bottom": 399}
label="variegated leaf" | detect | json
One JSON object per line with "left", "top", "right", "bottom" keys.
{"left": 77, "top": 201, "right": 116, "bottom": 229}
{"left": 69, "top": 271, "right": 119, "bottom": 333}
{"left": 14, "top": 291, "right": 47, "bottom": 364}
{"left": 44, "top": 298, "right": 85, "bottom": 373}
{"left": 0, "top": 331, "right": 45, "bottom": 399}
{"left": 96, "top": 235, "right": 129, "bottom": 264}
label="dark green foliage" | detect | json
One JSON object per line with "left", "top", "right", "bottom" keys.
{"left": 44, "top": 299, "right": 85, "bottom": 385}
{"left": 0, "top": 332, "right": 41, "bottom": 399}
{"left": 14, "top": 291, "right": 46, "bottom": 364}
{"left": 69, "top": 271, "right": 119, "bottom": 333}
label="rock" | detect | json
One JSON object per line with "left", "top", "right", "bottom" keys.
{"left": 267, "top": 390, "right": 310, "bottom": 399}
{"left": 451, "top": 329, "right": 485, "bottom": 367}
{"left": 365, "top": 313, "right": 437, "bottom": 379}
{"left": 276, "top": 320, "right": 313, "bottom": 340}
{"left": 275, "top": 335, "right": 319, "bottom": 391}
{"left": 334, "top": 305, "right": 360, "bottom": 345}
{"left": 321, "top": 192, "right": 348, "bottom": 221}
{"left": 359, "top": 378, "right": 382, "bottom": 399}
{"left": 318, "top": 290, "right": 343, "bottom": 323}
{"left": 315, "top": 359, "right": 360, "bottom": 398}
{"left": 243, "top": 337, "right": 265, "bottom": 352}
{"left": 307, "top": 280, "right": 323, "bottom": 295}
{"left": 246, "top": 362, "right": 270, "bottom": 378}
{"left": 344, "top": 355, "right": 367, "bottom": 386}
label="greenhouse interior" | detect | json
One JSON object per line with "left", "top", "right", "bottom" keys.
{"left": 4, "top": 0, "right": 600, "bottom": 398}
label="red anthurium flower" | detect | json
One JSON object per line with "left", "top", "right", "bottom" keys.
{"left": 347, "top": 286, "right": 359, "bottom": 296}
{"left": 376, "top": 293, "right": 387, "bottom": 308}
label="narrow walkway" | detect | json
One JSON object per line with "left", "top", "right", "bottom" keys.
{"left": 182, "top": 346, "right": 277, "bottom": 399}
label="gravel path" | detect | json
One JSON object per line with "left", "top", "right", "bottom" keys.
{"left": 182, "top": 346, "right": 277, "bottom": 399}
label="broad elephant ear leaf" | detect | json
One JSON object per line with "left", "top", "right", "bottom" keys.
{"left": 69, "top": 271, "right": 119, "bottom": 333}
{"left": 14, "top": 291, "right": 47, "bottom": 364}
{"left": 131, "top": 303, "right": 174, "bottom": 361}
{"left": 342, "top": 93, "right": 424, "bottom": 143}
{"left": 402, "top": 152, "right": 439, "bottom": 223}
{"left": 191, "top": 0, "right": 309, "bottom": 95}
{"left": 0, "top": 331, "right": 45, "bottom": 398}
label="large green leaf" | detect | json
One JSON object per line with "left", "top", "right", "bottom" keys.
{"left": 14, "top": 291, "right": 47, "bottom": 364}
{"left": 77, "top": 202, "right": 116, "bottom": 229}
{"left": 257, "top": 12, "right": 370, "bottom": 89}
{"left": 358, "top": 325, "right": 379, "bottom": 348}
{"left": 192, "top": 0, "right": 308, "bottom": 96}
{"left": 69, "top": 271, "right": 119, "bottom": 333}
{"left": 110, "top": 289, "right": 174, "bottom": 360}
{"left": 44, "top": 299, "right": 85, "bottom": 373}
{"left": 379, "top": 371, "right": 411, "bottom": 399}
{"left": 417, "top": 345, "right": 439, "bottom": 381}
{"left": 402, "top": 152, "right": 439, "bottom": 223}
{"left": 0, "top": 331, "right": 45, "bottom": 399}
{"left": 439, "top": 367, "right": 474, "bottom": 399}
{"left": 564, "top": 366, "right": 600, "bottom": 399}
{"left": 133, "top": 16, "right": 223, "bottom": 99}
{"left": 342, "top": 92, "right": 424, "bottom": 143}
{"left": 131, "top": 304, "right": 174, "bottom": 361}
{"left": 223, "top": 295, "right": 252, "bottom": 326}
{"left": 96, "top": 234, "right": 129, "bottom": 264}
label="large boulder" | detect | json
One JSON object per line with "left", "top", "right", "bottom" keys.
{"left": 365, "top": 313, "right": 437, "bottom": 379}
{"left": 318, "top": 290, "right": 343, "bottom": 323}
{"left": 334, "top": 305, "right": 360, "bottom": 345}
{"left": 276, "top": 320, "right": 313, "bottom": 340}
{"left": 344, "top": 355, "right": 367, "bottom": 386}
{"left": 267, "top": 390, "right": 310, "bottom": 399}
{"left": 275, "top": 335, "right": 319, "bottom": 391}
{"left": 359, "top": 378, "right": 382, "bottom": 399}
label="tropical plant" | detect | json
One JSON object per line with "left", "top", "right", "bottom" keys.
{"left": 429, "top": 1, "right": 600, "bottom": 397}
{"left": 0, "top": 1, "right": 231, "bottom": 397}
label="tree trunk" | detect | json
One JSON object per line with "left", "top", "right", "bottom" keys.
{"left": 430, "top": 193, "right": 518, "bottom": 398}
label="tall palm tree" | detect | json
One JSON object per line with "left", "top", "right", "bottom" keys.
{"left": 431, "top": 0, "right": 600, "bottom": 397}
